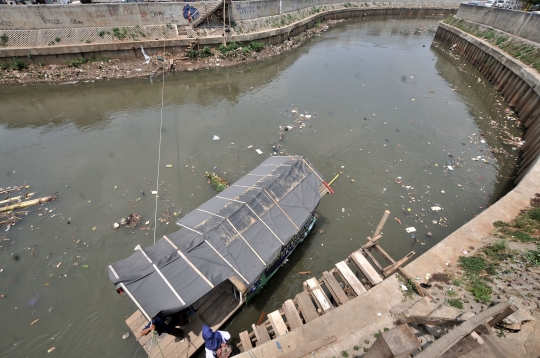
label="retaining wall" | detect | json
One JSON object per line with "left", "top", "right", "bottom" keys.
{"left": 0, "top": 6, "right": 456, "bottom": 64}
{"left": 435, "top": 22, "right": 540, "bottom": 184}
{"left": 0, "top": 0, "right": 463, "bottom": 31}
{"left": 456, "top": 4, "right": 540, "bottom": 43}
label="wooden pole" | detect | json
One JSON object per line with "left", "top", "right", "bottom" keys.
{"left": 373, "top": 210, "right": 390, "bottom": 238}
{"left": 0, "top": 185, "right": 30, "bottom": 195}
{"left": 0, "top": 194, "right": 57, "bottom": 213}
{"left": 0, "top": 193, "right": 35, "bottom": 206}
{"left": 223, "top": 0, "right": 226, "bottom": 46}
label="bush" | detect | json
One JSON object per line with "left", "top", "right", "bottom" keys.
{"left": 218, "top": 42, "right": 240, "bottom": 54}
{"left": 0, "top": 62, "right": 9, "bottom": 70}
{"left": 187, "top": 49, "right": 198, "bottom": 59}
{"left": 0, "top": 33, "right": 8, "bottom": 46}
{"left": 199, "top": 46, "right": 212, "bottom": 58}
{"left": 250, "top": 41, "right": 264, "bottom": 52}
{"left": 493, "top": 220, "right": 508, "bottom": 228}
{"left": 11, "top": 58, "right": 28, "bottom": 71}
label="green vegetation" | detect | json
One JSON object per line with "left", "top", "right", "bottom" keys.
{"left": 493, "top": 220, "right": 508, "bottom": 228}
{"left": 341, "top": 351, "right": 349, "bottom": 358}
{"left": 458, "top": 256, "right": 487, "bottom": 274}
{"left": 187, "top": 49, "right": 198, "bottom": 59}
{"left": 447, "top": 298, "right": 464, "bottom": 309}
{"left": 374, "top": 330, "right": 382, "bottom": 339}
{"left": 67, "top": 57, "right": 88, "bottom": 68}
{"left": 218, "top": 41, "right": 240, "bottom": 54}
{"left": 0, "top": 33, "right": 8, "bottom": 47}
{"left": 55, "top": 37, "right": 61, "bottom": 43}
{"left": 467, "top": 275, "right": 492, "bottom": 303}
{"left": 447, "top": 289, "right": 458, "bottom": 297}
{"left": 199, "top": 46, "right": 212, "bottom": 58}
{"left": 353, "top": 345, "right": 360, "bottom": 351}
{"left": 204, "top": 172, "right": 228, "bottom": 192}
{"left": 524, "top": 246, "right": 540, "bottom": 267}
{"left": 0, "top": 62, "right": 9, "bottom": 70}
{"left": 397, "top": 274, "right": 417, "bottom": 298}
{"left": 98, "top": 30, "right": 106, "bottom": 37}
{"left": 10, "top": 58, "right": 28, "bottom": 71}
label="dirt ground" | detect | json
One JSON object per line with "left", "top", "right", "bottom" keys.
{"left": 0, "top": 21, "right": 341, "bottom": 86}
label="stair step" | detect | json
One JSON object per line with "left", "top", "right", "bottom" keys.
{"left": 335, "top": 261, "right": 367, "bottom": 297}
{"left": 322, "top": 271, "right": 349, "bottom": 305}
{"left": 239, "top": 330, "right": 252, "bottom": 352}
{"left": 306, "top": 277, "right": 333, "bottom": 313}
{"left": 350, "top": 251, "right": 383, "bottom": 285}
{"left": 282, "top": 299, "right": 303, "bottom": 330}
{"left": 252, "top": 323, "right": 270, "bottom": 344}
{"left": 268, "top": 310, "right": 288, "bottom": 337}
{"left": 295, "top": 292, "right": 319, "bottom": 322}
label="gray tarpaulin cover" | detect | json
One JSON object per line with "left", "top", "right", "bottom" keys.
{"left": 108, "top": 156, "right": 324, "bottom": 320}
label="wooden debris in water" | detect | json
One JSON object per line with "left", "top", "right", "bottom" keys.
{"left": 0, "top": 193, "right": 58, "bottom": 213}
{"left": 297, "top": 271, "right": 312, "bottom": 275}
{"left": 204, "top": 171, "right": 228, "bottom": 192}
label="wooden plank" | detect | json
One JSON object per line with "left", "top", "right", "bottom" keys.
{"left": 282, "top": 299, "right": 303, "bottom": 330}
{"left": 268, "top": 310, "right": 288, "bottom": 337}
{"left": 372, "top": 244, "right": 396, "bottom": 265}
{"left": 321, "top": 271, "right": 349, "bottom": 305}
{"left": 252, "top": 323, "right": 271, "bottom": 344}
{"left": 295, "top": 292, "right": 319, "bottom": 323}
{"left": 126, "top": 310, "right": 147, "bottom": 331}
{"left": 335, "top": 261, "right": 367, "bottom": 297}
{"left": 382, "top": 251, "right": 415, "bottom": 277}
{"left": 306, "top": 278, "right": 332, "bottom": 312}
{"left": 440, "top": 332, "right": 484, "bottom": 358}
{"left": 239, "top": 330, "right": 252, "bottom": 352}
{"left": 152, "top": 315, "right": 205, "bottom": 358}
{"left": 415, "top": 302, "right": 511, "bottom": 358}
{"left": 278, "top": 335, "right": 337, "bottom": 358}
{"left": 350, "top": 251, "right": 383, "bottom": 285}
{"left": 487, "top": 305, "right": 518, "bottom": 327}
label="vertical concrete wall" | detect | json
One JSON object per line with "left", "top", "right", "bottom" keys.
{"left": 232, "top": 1, "right": 280, "bottom": 21}
{"left": 0, "top": 0, "right": 464, "bottom": 31}
{"left": 0, "top": 3, "right": 197, "bottom": 29}
{"left": 456, "top": 4, "right": 540, "bottom": 43}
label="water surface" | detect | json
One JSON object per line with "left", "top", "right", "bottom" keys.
{"left": 0, "top": 15, "right": 522, "bottom": 358}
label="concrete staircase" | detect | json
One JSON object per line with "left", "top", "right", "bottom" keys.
{"left": 191, "top": 1, "right": 224, "bottom": 28}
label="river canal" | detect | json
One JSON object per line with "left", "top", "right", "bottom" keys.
{"left": 0, "top": 15, "right": 522, "bottom": 358}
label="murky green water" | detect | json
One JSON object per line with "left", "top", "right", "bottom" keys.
{"left": 0, "top": 15, "right": 523, "bottom": 358}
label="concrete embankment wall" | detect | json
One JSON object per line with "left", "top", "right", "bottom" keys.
{"left": 0, "top": 0, "right": 461, "bottom": 30}
{"left": 434, "top": 22, "right": 540, "bottom": 184}
{"left": 0, "top": 6, "right": 456, "bottom": 64}
{"left": 456, "top": 4, "right": 540, "bottom": 43}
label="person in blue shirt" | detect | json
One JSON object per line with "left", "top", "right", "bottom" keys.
{"left": 202, "top": 325, "right": 231, "bottom": 358}
{"left": 140, "top": 313, "right": 184, "bottom": 340}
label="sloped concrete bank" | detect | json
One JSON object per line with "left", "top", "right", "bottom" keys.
{"left": 0, "top": 5, "right": 456, "bottom": 65}
{"left": 434, "top": 22, "right": 540, "bottom": 185}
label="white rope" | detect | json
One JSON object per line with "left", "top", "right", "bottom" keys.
{"left": 153, "top": 4, "right": 168, "bottom": 245}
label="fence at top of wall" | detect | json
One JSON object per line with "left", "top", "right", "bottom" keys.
{"left": 0, "top": 0, "right": 463, "bottom": 31}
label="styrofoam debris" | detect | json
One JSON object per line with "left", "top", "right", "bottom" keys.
{"left": 212, "top": 135, "right": 220, "bottom": 141}
{"left": 405, "top": 227, "right": 416, "bottom": 233}
{"left": 256, "top": 149, "right": 263, "bottom": 155}
{"left": 431, "top": 206, "right": 441, "bottom": 212}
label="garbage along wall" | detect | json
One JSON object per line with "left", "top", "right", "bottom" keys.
{"left": 435, "top": 22, "right": 540, "bottom": 184}
{"left": 455, "top": 4, "right": 540, "bottom": 43}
